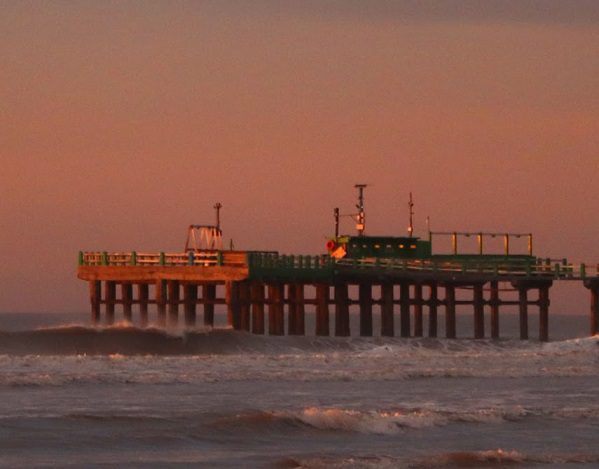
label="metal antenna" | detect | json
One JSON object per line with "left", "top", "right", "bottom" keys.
{"left": 408, "top": 192, "right": 414, "bottom": 237}
{"left": 354, "top": 184, "right": 367, "bottom": 236}
{"left": 334, "top": 207, "right": 340, "bottom": 238}
{"left": 214, "top": 202, "right": 222, "bottom": 230}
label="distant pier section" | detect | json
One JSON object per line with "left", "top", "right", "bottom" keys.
{"left": 77, "top": 195, "right": 599, "bottom": 341}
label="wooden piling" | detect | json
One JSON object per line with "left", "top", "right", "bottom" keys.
{"left": 250, "top": 283, "right": 265, "bottom": 334}
{"left": 155, "top": 280, "right": 166, "bottom": 327}
{"left": 473, "top": 283, "right": 485, "bottom": 339}
{"left": 202, "top": 284, "right": 216, "bottom": 327}
{"left": 591, "top": 286, "right": 598, "bottom": 336}
{"left": 288, "top": 283, "right": 305, "bottom": 335}
{"left": 518, "top": 288, "right": 529, "bottom": 340}
{"left": 183, "top": 283, "right": 197, "bottom": 327}
{"left": 539, "top": 285, "right": 550, "bottom": 342}
{"left": 490, "top": 280, "right": 499, "bottom": 339}
{"left": 294, "top": 283, "right": 305, "bottom": 335}
{"left": 167, "top": 281, "right": 179, "bottom": 327}
{"left": 315, "top": 284, "right": 330, "bottom": 336}
{"left": 121, "top": 283, "right": 133, "bottom": 323}
{"left": 334, "top": 283, "right": 350, "bottom": 337}
{"left": 239, "top": 282, "right": 250, "bottom": 331}
{"left": 381, "top": 283, "right": 394, "bottom": 337}
{"left": 428, "top": 283, "right": 438, "bottom": 338}
{"left": 444, "top": 284, "right": 456, "bottom": 339}
{"left": 287, "top": 283, "right": 297, "bottom": 335}
{"left": 89, "top": 281, "right": 101, "bottom": 325}
{"left": 400, "top": 282, "right": 410, "bottom": 337}
{"left": 413, "top": 283, "right": 423, "bottom": 337}
{"left": 105, "top": 281, "right": 116, "bottom": 325}
{"left": 138, "top": 283, "right": 149, "bottom": 327}
{"left": 226, "top": 281, "right": 241, "bottom": 329}
{"left": 268, "top": 283, "right": 284, "bottom": 335}
{"left": 359, "top": 283, "right": 373, "bottom": 336}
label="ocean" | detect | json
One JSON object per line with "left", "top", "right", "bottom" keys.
{"left": 0, "top": 311, "right": 597, "bottom": 468}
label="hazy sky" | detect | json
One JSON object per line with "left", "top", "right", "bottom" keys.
{"left": 1, "top": 1, "right": 598, "bottom": 314}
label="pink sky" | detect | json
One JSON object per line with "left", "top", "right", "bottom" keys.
{"left": 1, "top": 1, "right": 598, "bottom": 314}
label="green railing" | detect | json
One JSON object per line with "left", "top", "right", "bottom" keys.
{"left": 335, "top": 256, "right": 599, "bottom": 280}
{"left": 247, "top": 252, "right": 335, "bottom": 280}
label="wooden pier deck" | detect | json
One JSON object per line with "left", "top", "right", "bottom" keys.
{"left": 78, "top": 250, "right": 599, "bottom": 340}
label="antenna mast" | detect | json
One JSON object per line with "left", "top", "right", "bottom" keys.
{"left": 354, "top": 184, "right": 367, "bottom": 236}
{"left": 214, "top": 202, "right": 222, "bottom": 231}
{"left": 408, "top": 192, "right": 414, "bottom": 237}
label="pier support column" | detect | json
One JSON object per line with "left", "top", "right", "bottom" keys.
{"left": 473, "top": 283, "right": 485, "bottom": 339}
{"left": 289, "top": 283, "right": 305, "bottom": 336}
{"left": 315, "top": 284, "right": 330, "bottom": 336}
{"left": 239, "top": 282, "right": 250, "bottom": 332}
{"left": 122, "top": 283, "right": 133, "bottom": 323}
{"left": 250, "top": 283, "right": 265, "bottom": 334}
{"left": 592, "top": 287, "right": 599, "bottom": 337}
{"left": 287, "top": 284, "right": 297, "bottom": 335}
{"left": 490, "top": 281, "right": 499, "bottom": 339}
{"left": 334, "top": 283, "right": 350, "bottom": 337}
{"left": 584, "top": 279, "right": 599, "bottom": 337}
{"left": 167, "top": 281, "right": 179, "bottom": 327}
{"left": 359, "top": 283, "right": 373, "bottom": 337}
{"left": 268, "top": 283, "right": 284, "bottom": 335}
{"left": 202, "top": 284, "right": 216, "bottom": 327}
{"left": 226, "top": 281, "right": 241, "bottom": 329}
{"left": 539, "top": 284, "right": 550, "bottom": 342}
{"left": 414, "top": 284, "right": 423, "bottom": 337}
{"left": 155, "top": 280, "right": 166, "bottom": 327}
{"left": 428, "top": 283, "right": 438, "bottom": 338}
{"left": 105, "top": 281, "right": 116, "bottom": 325}
{"left": 295, "top": 284, "right": 305, "bottom": 336}
{"left": 518, "top": 288, "right": 529, "bottom": 340}
{"left": 138, "top": 283, "right": 149, "bottom": 328}
{"left": 183, "top": 284, "right": 197, "bottom": 327}
{"left": 400, "top": 283, "right": 411, "bottom": 337}
{"left": 381, "top": 283, "right": 394, "bottom": 337}
{"left": 444, "top": 284, "right": 456, "bottom": 339}
{"left": 89, "top": 281, "right": 101, "bottom": 325}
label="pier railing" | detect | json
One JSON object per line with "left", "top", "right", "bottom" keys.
{"left": 78, "top": 251, "right": 248, "bottom": 267}
{"left": 247, "top": 252, "right": 335, "bottom": 280}
{"left": 335, "top": 257, "right": 599, "bottom": 280}
{"left": 79, "top": 250, "right": 599, "bottom": 281}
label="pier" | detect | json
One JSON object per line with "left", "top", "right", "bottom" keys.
{"left": 77, "top": 193, "right": 599, "bottom": 341}
{"left": 78, "top": 248, "right": 599, "bottom": 341}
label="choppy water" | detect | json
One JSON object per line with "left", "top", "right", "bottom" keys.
{"left": 0, "top": 312, "right": 597, "bottom": 468}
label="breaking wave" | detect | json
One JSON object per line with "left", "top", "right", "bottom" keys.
{"left": 0, "top": 324, "right": 596, "bottom": 357}
{"left": 287, "top": 449, "right": 599, "bottom": 468}
{"left": 213, "top": 405, "right": 599, "bottom": 435}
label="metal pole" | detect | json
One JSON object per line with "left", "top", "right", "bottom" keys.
{"left": 215, "top": 203, "right": 222, "bottom": 230}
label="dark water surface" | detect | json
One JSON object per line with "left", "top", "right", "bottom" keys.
{"left": 0, "top": 312, "right": 597, "bottom": 467}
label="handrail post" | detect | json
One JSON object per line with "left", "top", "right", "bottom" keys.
{"left": 159, "top": 252, "right": 166, "bottom": 266}
{"left": 101, "top": 251, "right": 108, "bottom": 266}
{"left": 78, "top": 251, "right": 84, "bottom": 266}
{"left": 131, "top": 251, "right": 137, "bottom": 266}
